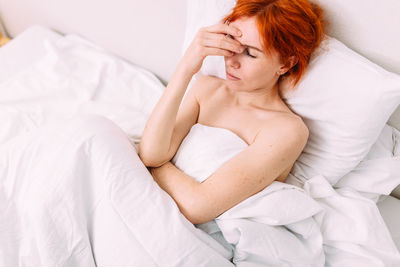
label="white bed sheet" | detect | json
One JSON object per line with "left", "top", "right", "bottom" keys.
{"left": 0, "top": 25, "right": 62, "bottom": 82}
{"left": 0, "top": 25, "right": 234, "bottom": 267}
{"left": 1, "top": 24, "right": 399, "bottom": 262}
{"left": 378, "top": 195, "right": 400, "bottom": 251}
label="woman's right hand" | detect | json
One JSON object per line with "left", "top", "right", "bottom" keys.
{"left": 180, "top": 23, "right": 245, "bottom": 76}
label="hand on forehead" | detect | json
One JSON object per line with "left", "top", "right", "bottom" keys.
{"left": 227, "top": 17, "right": 263, "bottom": 52}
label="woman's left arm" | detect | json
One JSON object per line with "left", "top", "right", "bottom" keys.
{"left": 149, "top": 162, "right": 202, "bottom": 224}
{"left": 150, "top": 118, "right": 308, "bottom": 225}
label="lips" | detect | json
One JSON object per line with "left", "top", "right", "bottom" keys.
{"left": 226, "top": 71, "right": 240, "bottom": 81}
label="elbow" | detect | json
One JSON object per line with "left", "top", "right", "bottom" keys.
{"left": 137, "top": 147, "right": 154, "bottom": 167}
{"left": 189, "top": 216, "right": 212, "bottom": 225}
{"left": 184, "top": 211, "right": 208, "bottom": 225}
{"left": 184, "top": 210, "right": 203, "bottom": 225}
{"left": 188, "top": 213, "right": 214, "bottom": 225}
{"left": 181, "top": 198, "right": 214, "bottom": 225}
{"left": 139, "top": 155, "right": 165, "bottom": 168}
{"left": 138, "top": 143, "right": 165, "bottom": 168}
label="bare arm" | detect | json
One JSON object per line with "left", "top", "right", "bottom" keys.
{"left": 192, "top": 119, "right": 309, "bottom": 224}
{"left": 149, "top": 118, "right": 309, "bottom": 225}
{"left": 149, "top": 162, "right": 202, "bottom": 224}
{"left": 138, "top": 63, "right": 194, "bottom": 167}
{"left": 138, "top": 23, "right": 244, "bottom": 167}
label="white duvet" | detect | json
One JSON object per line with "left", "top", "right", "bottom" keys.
{"left": 1, "top": 33, "right": 400, "bottom": 267}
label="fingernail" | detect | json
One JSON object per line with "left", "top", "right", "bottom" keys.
{"left": 237, "top": 30, "right": 242, "bottom": 36}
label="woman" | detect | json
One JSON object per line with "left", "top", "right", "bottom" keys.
{"left": 138, "top": 0, "right": 325, "bottom": 225}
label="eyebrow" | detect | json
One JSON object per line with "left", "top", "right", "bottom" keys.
{"left": 228, "top": 34, "right": 263, "bottom": 52}
{"left": 246, "top": 44, "right": 263, "bottom": 53}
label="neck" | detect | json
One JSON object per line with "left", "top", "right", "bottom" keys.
{"left": 228, "top": 82, "right": 282, "bottom": 110}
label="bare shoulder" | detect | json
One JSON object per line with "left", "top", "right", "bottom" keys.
{"left": 280, "top": 113, "right": 309, "bottom": 136}
{"left": 257, "top": 114, "right": 309, "bottom": 149}
{"left": 191, "top": 75, "right": 225, "bottom": 103}
{"left": 256, "top": 114, "right": 309, "bottom": 183}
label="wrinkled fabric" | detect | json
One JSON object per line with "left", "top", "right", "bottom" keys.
{"left": 0, "top": 115, "right": 234, "bottom": 267}
{"left": 172, "top": 123, "right": 400, "bottom": 267}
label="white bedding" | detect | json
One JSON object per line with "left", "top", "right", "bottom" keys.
{"left": 0, "top": 25, "right": 62, "bottom": 82}
{"left": 0, "top": 27, "right": 164, "bottom": 148}
{"left": 172, "top": 123, "right": 400, "bottom": 266}
{"left": 0, "top": 115, "right": 234, "bottom": 266}
{"left": 1, "top": 26, "right": 400, "bottom": 266}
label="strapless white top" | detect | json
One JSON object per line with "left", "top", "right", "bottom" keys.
{"left": 171, "top": 123, "right": 248, "bottom": 256}
{"left": 170, "top": 123, "right": 323, "bottom": 261}
{"left": 171, "top": 123, "right": 248, "bottom": 183}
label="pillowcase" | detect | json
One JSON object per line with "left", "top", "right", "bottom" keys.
{"left": 182, "top": 0, "right": 400, "bottom": 185}
{"left": 279, "top": 36, "right": 400, "bottom": 184}
{"left": 181, "top": 0, "right": 235, "bottom": 84}
{"left": 333, "top": 123, "right": 400, "bottom": 203}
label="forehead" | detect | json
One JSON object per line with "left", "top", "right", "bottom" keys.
{"left": 229, "top": 17, "right": 262, "bottom": 49}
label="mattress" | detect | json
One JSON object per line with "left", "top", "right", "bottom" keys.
{"left": 1, "top": 24, "right": 399, "bottom": 253}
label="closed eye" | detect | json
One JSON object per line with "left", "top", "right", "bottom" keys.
{"left": 244, "top": 47, "right": 256, "bottom": 58}
{"left": 226, "top": 34, "right": 256, "bottom": 58}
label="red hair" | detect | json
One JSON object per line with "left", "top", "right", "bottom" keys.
{"left": 223, "top": 0, "right": 326, "bottom": 87}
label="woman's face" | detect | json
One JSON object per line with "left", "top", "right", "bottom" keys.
{"left": 224, "top": 16, "right": 284, "bottom": 92}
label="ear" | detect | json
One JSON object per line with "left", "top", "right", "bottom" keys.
{"left": 279, "top": 56, "right": 298, "bottom": 75}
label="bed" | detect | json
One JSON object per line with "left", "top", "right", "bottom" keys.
{"left": 0, "top": 0, "right": 400, "bottom": 266}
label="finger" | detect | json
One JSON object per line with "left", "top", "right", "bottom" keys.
{"left": 201, "top": 37, "right": 244, "bottom": 54}
{"left": 203, "top": 47, "right": 235, "bottom": 57}
{"left": 205, "top": 23, "right": 242, "bottom": 37}
{"left": 205, "top": 33, "right": 244, "bottom": 50}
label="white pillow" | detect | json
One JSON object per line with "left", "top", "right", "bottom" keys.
{"left": 183, "top": 0, "right": 400, "bottom": 185}
{"left": 333, "top": 124, "right": 400, "bottom": 202}
{"left": 279, "top": 37, "right": 400, "bottom": 184}
{"left": 181, "top": 0, "right": 235, "bottom": 82}
{"left": 312, "top": 0, "right": 400, "bottom": 131}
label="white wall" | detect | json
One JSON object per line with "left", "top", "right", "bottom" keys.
{"left": 0, "top": 0, "right": 187, "bottom": 84}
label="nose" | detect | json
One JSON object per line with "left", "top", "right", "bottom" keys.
{"left": 225, "top": 53, "right": 240, "bottom": 69}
